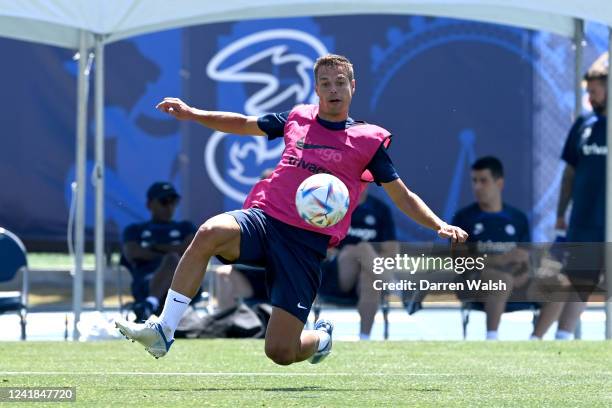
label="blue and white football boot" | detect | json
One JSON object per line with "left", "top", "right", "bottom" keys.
{"left": 309, "top": 319, "right": 334, "bottom": 364}
{"left": 115, "top": 315, "right": 174, "bottom": 359}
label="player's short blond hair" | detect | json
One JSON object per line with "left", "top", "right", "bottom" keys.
{"left": 584, "top": 52, "right": 608, "bottom": 82}
{"left": 314, "top": 54, "right": 354, "bottom": 83}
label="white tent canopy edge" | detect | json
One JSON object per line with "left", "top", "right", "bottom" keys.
{"left": 4, "top": 0, "right": 612, "bottom": 48}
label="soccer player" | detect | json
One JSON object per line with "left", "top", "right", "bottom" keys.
{"left": 116, "top": 54, "right": 468, "bottom": 365}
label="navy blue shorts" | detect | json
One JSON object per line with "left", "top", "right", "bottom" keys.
{"left": 564, "top": 227, "right": 605, "bottom": 300}
{"left": 217, "top": 208, "right": 330, "bottom": 323}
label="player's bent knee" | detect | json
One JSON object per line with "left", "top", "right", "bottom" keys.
{"left": 265, "top": 344, "right": 297, "bottom": 366}
{"left": 192, "top": 224, "right": 227, "bottom": 253}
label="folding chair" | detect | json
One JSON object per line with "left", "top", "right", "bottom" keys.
{"left": 313, "top": 257, "right": 390, "bottom": 339}
{"left": 0, "top": 228, "right": 29, "bottom": 340}
{"left": 460, "top": 301, "right": 540, "bottom": 339}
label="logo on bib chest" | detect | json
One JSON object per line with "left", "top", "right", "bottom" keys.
{"left": 286, "top": 155, "right": 331, "bottom": 175}
{"left": 296, "top": 137, "right": 343, "bottom": 162}
{"left": 296, "top": 137, "right": 339, "bottom": 151}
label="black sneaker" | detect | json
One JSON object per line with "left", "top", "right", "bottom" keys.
{"left": 133, "top": 301, "right": 154, "bottom": 323}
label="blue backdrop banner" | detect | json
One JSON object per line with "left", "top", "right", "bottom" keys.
{"left": 3, "top": 15, "right": 578, "bottom": 247}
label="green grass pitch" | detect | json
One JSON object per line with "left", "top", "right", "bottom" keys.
{"left": 0, "top": 340, "right": 610, "bottom": 407}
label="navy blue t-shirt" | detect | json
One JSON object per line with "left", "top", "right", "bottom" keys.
{"left": 561, "top": 113, "right": 607, "bottom": 231}
{"left": 452, "top": 203, "right": 530, "bottom": 253}
{"left": 340, "top": 194, "right": 396, "bottom": 247}
{"left": 123, "top": 220, "right": 197, "bottom": 270}
{"left": 257, "top": 111, "right": 399, "bottom": 184}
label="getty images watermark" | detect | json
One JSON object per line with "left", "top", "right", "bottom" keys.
{"left": 371, "top": 253, "right": 508, "bottom": 292}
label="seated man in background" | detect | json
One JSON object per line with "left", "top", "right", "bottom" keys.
{"left": 332, "top": 187, "right": 398, "bottom": 340}
{"left": 452, "top": 156, "right": 564, "bottom": 340}
{"left": 122, "top": 182, "right": 197, "bottom": 322}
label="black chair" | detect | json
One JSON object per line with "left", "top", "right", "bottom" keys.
{"left": 0, "top": 228, "right": 29, "bottom": 340}
{"left": 460, "top": 301, "right": 540, "bottom": 339}
{"left": 313, "top": 257, "right": 390, "bottom": 339}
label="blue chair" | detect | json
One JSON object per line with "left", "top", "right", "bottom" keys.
{"left": 0, "top": 228, "right": 29, "bottom": 340}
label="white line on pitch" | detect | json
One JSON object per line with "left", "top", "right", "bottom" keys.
{"left": 0, "top": 372, "right": 454, "bottom": 377}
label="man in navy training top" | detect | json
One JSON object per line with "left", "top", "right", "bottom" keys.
{"left": 122, "top": 182, "right": 197, "bottom": 322}
{"left": 452, "top": 157, "right": 564, "bottom": 340}
{"left": 553, "top": 52, "right": 608, "bottom": 340}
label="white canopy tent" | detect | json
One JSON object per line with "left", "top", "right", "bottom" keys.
{"left": 0, "top": 0, "right": 610, "bottom": 339}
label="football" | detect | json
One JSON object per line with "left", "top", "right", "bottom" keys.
{"left": 295, "top": 173, "right": 350, "bottom": 228}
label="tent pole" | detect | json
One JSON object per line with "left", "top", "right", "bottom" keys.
{"left": 574, "top": 19, "right": 584, "bottom": 120}
{"left": 73, "top": 30, "right": 90, "bottom": 340}
{"left": 606, "top": 27, "right": 612, "bottom": 340}
{"left": 573, "top": 20, "right": 585, "bottom": 340}
{"left": 94, "top": 36, "right": 106, "bottom": 312}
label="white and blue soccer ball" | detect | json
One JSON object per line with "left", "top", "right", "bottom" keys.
{"left": 295, "top": 173, "right": 350, "bottom": 228}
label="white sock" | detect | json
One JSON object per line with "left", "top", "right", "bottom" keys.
{"left": 530, "top": 334, "right": 542, "bottom": 340}
{"left": 316, "top": 331, "right": 330, "bottom": 351}
{"left": 359, "top": 333, "right": 370, "bottom": 341}
{"left": 145, "top": 296, "right": 159, "bottom": 311}
{"left": 486, "top": 330, "right": 498, "bottom": 340}
{"left": 158, "top": 289, "right": 191, "bottom": 338}
{"left": 555, "top": 330, "right": 573, "bottom": 340}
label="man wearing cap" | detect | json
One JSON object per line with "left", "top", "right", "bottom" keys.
{"left": 122, "top": 182, "right": 197, "bottom": 322}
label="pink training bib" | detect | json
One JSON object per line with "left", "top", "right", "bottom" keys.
{"left": 243, "top": 104, "right": 391, "bottom": 246}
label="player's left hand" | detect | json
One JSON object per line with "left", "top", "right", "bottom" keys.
{"left": 437, "top": 223, "right": 468, "bottom": 243}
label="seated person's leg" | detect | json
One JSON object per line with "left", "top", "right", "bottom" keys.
{"left": 148, "top": 253, "right": 181, "bottom": 311}
{"left": 214, "top": 265, "right": 255, "bottom": 310}
{"left": 555, "top": 239, "right": 603, "bottom": 339}
{"left": 528, "top": 272, "right": 570, "bottom": 339}
{"left": 129, "top": 252, "right": 203, "bottom": 322}
{"left": 129, "top": 265, "right": 156, "bottom": 322}
{"left": 338, "top": 242, "right": 380, "bottom": 339}
{"left": 337, "top": 245, "right": 360, "bottom": 293}
{"left": 556, "top": 302, "right": 587, "bottom": 339}
{"left": 532, "top": 302, "right": 564, "bottom": 339}
{"left": 482, "top": 268, "right": 514, "bottom": 340}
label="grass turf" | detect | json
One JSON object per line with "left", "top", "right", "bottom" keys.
{"left": 0, "top": 340, "right": 610, "bottom": 407}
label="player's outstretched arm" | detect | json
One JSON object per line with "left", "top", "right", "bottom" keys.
{"left": 156, "top": 97, "right": 266, "bottom": 136}
{"left": 382, "top": 178, "right": 468, "bottom": 243}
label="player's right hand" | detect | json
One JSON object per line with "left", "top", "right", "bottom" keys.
{"left": 156, "top": 97, "right": 194, "bottom": 120}
{"left": 438, "top": 223, "right": 468, "bottom": 243}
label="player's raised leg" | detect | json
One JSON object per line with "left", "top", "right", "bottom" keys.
{"left": 264, "top": 307, "right": 333, "bottom": 365}
{"left": 115, "top": 213, "right": 241, "bottom": 358}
